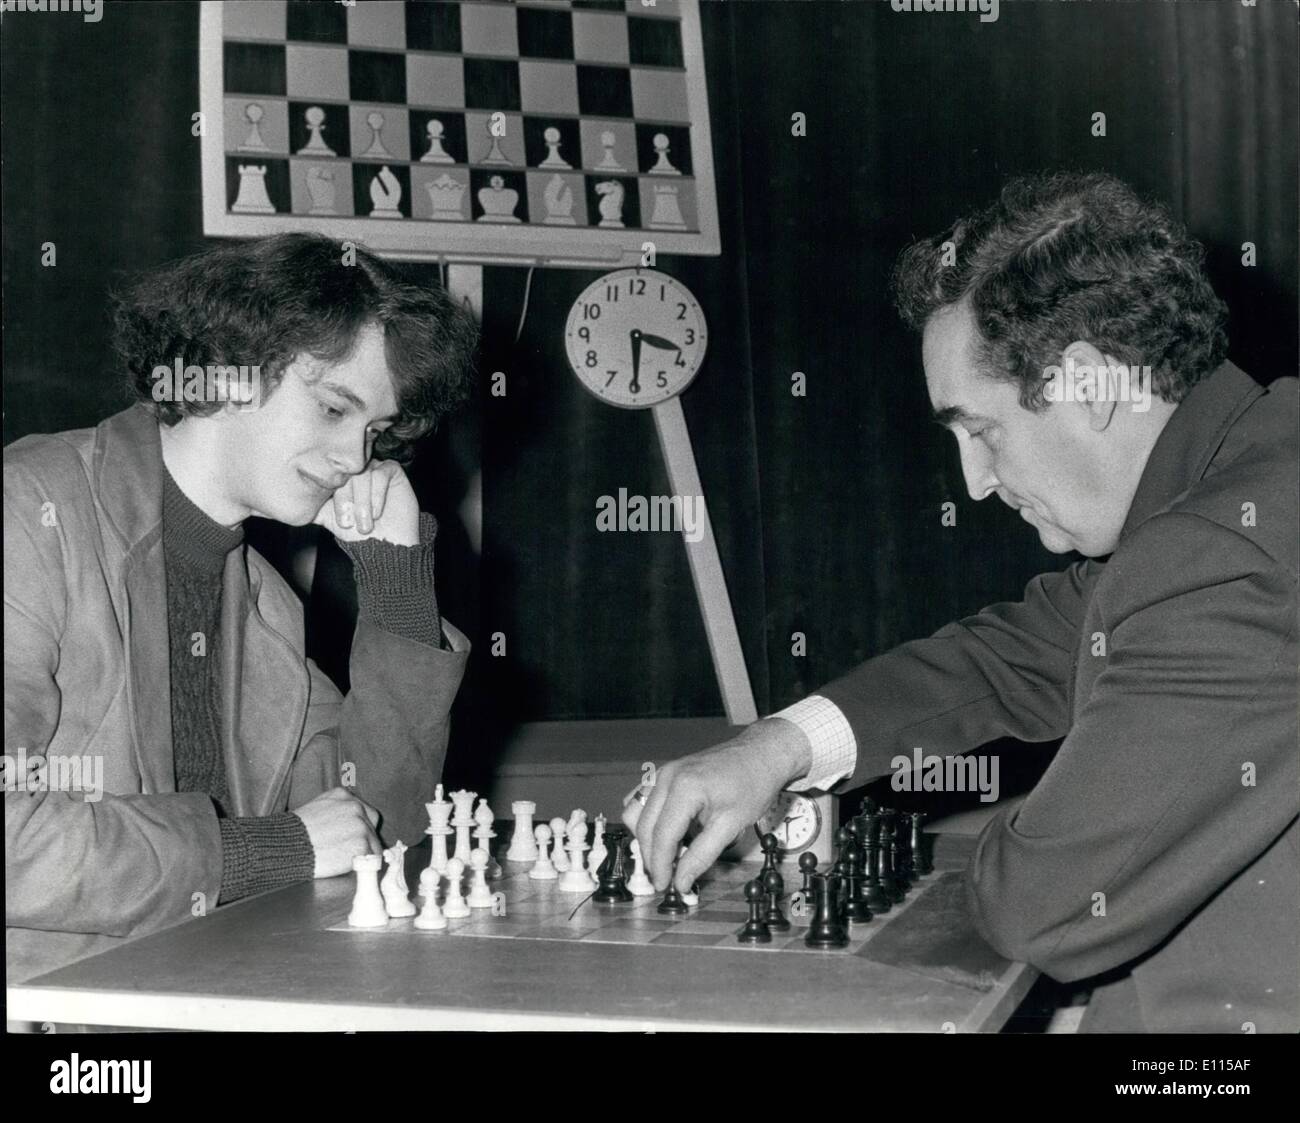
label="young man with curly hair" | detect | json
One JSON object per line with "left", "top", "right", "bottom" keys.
{"left": 632, "top": 173, "right": 1298, "bottom": 1033}
{"left": 5, "top": 234, "right": 478, "bottom": 982}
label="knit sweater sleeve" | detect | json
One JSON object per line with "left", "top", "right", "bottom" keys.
{"left": 335, "top": 510, "right": 444, "bottom": 649}
{"left": 217, "top": 812, "right": 316, "bottom": 904}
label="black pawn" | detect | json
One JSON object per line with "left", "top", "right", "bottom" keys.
{"left": 804, "top": 873, "right": 849, "bottom": 949}
{"left": 911, "top": 811, "right": 933, "bottom": 876}
{"left": 759, "top": 832, "right": 781, "bottom": 877}
{"left": 863, "top": 814, "right": 892, "bottom": 914}
{"left": 762, "top": 867, "right": 790, "bottom": 931}
{"left": 737, "top": 879, "right": 772, "bottom": 944}
{"left": 894, "top": 812, "right": 915, "bottom": 881}
{"left": 798, "top": 851, "right": 818, "bottom": 897}
{"left": 657, "top": 882, "right": 689, "bottom": 914}
{"left": 879, "top": 814, "right": 905, "bottom": 903}
{"left": 841, "top": 822, "right": 872, "bottom": 924}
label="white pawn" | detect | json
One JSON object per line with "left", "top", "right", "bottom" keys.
{"left": 588, "top": 814, "right": 608, "bottom": 881}
{"left": 442, "top": 857, "right": 470, "bottom": 918}
{"left": 627, "top": 839, "right": 655, "bottom": 897}
{"left": 414, "top": 881, "right": 447, "bottom": 930}
{"left": 468, "top": 849, "right": 495, "bottom": 908}
{"left": 348, "top": 854, "right": 389, "bottom": 927}
{"left": 549, "top": 817, "right": 571, "bottom": 871}
{"left": 529, "top": 824, "right": 558, "bottom": 880}
{"left": 380, "top": 842, "right": 416, "bottom": 917}
{"left": 559, "top": 821, "right": 593, "bottom": 893}
{"left": 418, "top": 865, "right": 439, "bottom": 900}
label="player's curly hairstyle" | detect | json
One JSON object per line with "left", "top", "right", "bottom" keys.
{"left": 113, "top": 233, "right": 478, "bottom": 461}
{"left": 892, "top": 172, "right": 1228, "bottom": 408}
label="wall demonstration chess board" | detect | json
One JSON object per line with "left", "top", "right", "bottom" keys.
{"left": 199, "top": 0, "right": 721, "bottom": 266}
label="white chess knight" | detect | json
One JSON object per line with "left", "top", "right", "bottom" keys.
{"left": 529, "top": 824, "right": 559, "bottom": 879}
{"left": 369, "top": 166, "right": 403, "bottom": 219}
{"left": 305, "top": 166, "right": 336, "bottom": 215}
{"left": 441, "top": 857, "right": 471, "bottom": 918}
{"left": 559, "top": 819, "right": 593, "bottom": 893}
{"left": 548, "top": 817, "right": 570, "bottom": 871}
{"left": 627, "top": 839, "right": 655, "bottom": 896}
{"left": 380, "top": 841, "right": 416, "bottom": 917}
{"left": 595, "top": 180, "right": 625, "bottom": 228}
{"left": 507, "top": 801, "right": 539, "bottom": 862}
{"left": 467, "top": 849, "right": 495, "bottom": 908}
{"left": 348, "top": 853, "right": 389, "bottom": 927}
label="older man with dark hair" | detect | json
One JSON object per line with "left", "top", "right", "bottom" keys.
{"left": 633, "top": 173, "right": 1298, "bottom": 1033}
{"left": 4, "top": 234, "right": 478, "bottom": 982}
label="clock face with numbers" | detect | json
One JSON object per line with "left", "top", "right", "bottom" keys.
{"left": 756, "top": 792, "right": 824, "bottom": 854}
{"left": 564, "top": 268, "right": 708, "bottom": 409}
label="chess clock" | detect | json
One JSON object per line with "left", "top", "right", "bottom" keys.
{"left": 755, "top": 792, "right": 837, "bottom": 866}
{"left": 563, "top": 269, "right": 707, "bottom": 409}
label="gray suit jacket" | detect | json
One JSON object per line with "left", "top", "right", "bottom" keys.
{"left": 820, "top": 362, "right": 1298, "bottom": 1032}
{"left": 5, "top": 405, "right": 468, "bottom": 983}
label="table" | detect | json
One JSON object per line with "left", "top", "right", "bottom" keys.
{"left": 7, "top": 834, "right": 1036, "bottom": 1032}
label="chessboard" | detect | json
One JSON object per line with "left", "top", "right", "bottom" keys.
{"left": 199, "top": 0, "right": 721, "bottom": 265}
{"left": 325, "top": 825, "right": 1013, "bottom": 995}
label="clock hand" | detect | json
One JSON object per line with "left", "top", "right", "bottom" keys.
{"left": 629, "top": 329, "right": 642, "bottom": 394}
{"left": 640, "top": 332, "right": 680, "bottom": 351}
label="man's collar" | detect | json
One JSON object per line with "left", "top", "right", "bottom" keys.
{"left": 92, "top": 403, "right": 168, "bottom": 551}
{"left": 1121, "top": 361, "right": 1264, "bottom": 540}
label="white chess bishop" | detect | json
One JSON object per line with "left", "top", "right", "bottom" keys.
{"left": 369, "top": 166, "right": 403, "bottom": 219}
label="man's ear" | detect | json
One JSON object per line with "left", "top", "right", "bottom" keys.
{"left": 1060, "top": 340, "right": 1117, "bottom": 433}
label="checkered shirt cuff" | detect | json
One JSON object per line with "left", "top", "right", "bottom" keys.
{"left": 774, "top": 694, "right": 857, "bottom": 792}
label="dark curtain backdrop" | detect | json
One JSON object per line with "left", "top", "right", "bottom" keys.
{"left": 4, "top": 2, "right": 1296, "bottom": 771}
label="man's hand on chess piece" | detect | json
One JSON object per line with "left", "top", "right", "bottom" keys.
{"left": 636, "top": 719, "right": 814, "bottom": 894}
{"left": 292, "top": 787, "right": 383, "bottom": 878}
{"left": 313, "top": 459, "right": 421, "bottom": 547}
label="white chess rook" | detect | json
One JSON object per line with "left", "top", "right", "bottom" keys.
{"left": 347, "top": 854, "right": 389, "bottom": 928}
{"left": 507, "top": 801, "right": 539, "bottom": 861}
